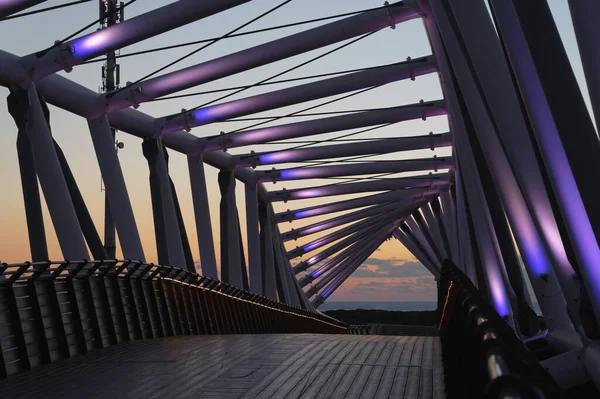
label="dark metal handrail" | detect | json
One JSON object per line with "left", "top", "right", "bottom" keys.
{"left": 0, "top": 259, "right": 347, "bottom": 379}
{"left": 437, "top": 260, "right": 567, "bottom": 399}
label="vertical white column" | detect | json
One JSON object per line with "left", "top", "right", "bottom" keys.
{"left": 187, "top": 155, "right": 218, "bottom": 278}
{"left": 155, "top": 140, "right": 186, "bottom": 268}
{"left": 245, "top": 182, "right": 262, "bottom": 294}
{"left": 88, "top": 115, "right": 145, "bottom": 261}
{"left": 22, "top": 84, "right": 88, "bottom": 260}
{"left": 271, "top": 223, "right": 291, "bottom": 304}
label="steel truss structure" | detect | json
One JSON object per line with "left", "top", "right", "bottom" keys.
{"left": 2, "top": 0, "right": 600, "bottom": 390}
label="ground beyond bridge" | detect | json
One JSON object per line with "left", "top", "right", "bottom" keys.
{"left": 0, "top": 334, "right": 444, "bottom": 399}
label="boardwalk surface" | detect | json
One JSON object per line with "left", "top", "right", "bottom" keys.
{"left": 0, "top": 334, "right": 445, "bottom": 398}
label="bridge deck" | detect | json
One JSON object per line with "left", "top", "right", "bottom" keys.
{"left": 0, "top": 334, "right": 445, "bottom": 398}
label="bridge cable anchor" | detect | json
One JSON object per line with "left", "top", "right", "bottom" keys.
{"left": 53, "top": 40, "right": 75, "bottom": 73}
{"left": 180, "top": 108, "right": 193, "bottom": 132}
{"left": 219, "top": 131, "right": 228, "bottom": 152}
{"left": 419, "top": 99, "right": 427, "bottom": 120}
{"left": 429, "top": 131, "right": 435, "bottom": 151}
{"left": 384, "top": 2, "right": 396, "bottom": 30}
{"left": 406, "top": 56, "right": 415, "bottom": 80}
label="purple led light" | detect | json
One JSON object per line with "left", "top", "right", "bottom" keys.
{"left": 303, "top": 241, "right": 321, "bottom": 252}
{"left": 306, "top": 256, "right": 318, "bottom": 265}
{"left": 259, "top": 152, "right": 293, "bottom": 164}
{"left": 322, "top": 286, "right": 334, "bottom": 298}
{"left": 311, "top": 269, "right": 323, "bottom": 278}
{"left": 294, "top": 210, "right": 311, "bottom": 219}
{"left": 72, "top": 30, "right": 115, "bottom": 58}
{"left": 489, "top": 275, "right": 511, "bottom": 317}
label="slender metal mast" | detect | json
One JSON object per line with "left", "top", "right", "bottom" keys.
{"left": 100, "top": 0, "right": 123, "bottom": 259}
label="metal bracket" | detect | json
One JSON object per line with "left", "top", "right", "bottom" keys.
{"left": 219, "top": 131, "right": 228, "bottom": 152}
{"left": 384, "top": 2, "right": 396, "bottom": 30}
{"left": 122, "top": 81, "right": 143, "bottom": 109}
{"left": 429, "top": 131, "right": 435, "bottom": 151}
{"left": 420, "top": 99, "right": 427, "bottom": 120}
{"left": 406, "top": 56, "right": 415, "bottom": 81}
{"left": 180, "top": 108, "right": 193, "bottom": 133}
{"left": 52, "top": 41, "right": 75, "bottom": 73}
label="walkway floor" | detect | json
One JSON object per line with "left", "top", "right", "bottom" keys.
{"left": 0, "top": 334, "right": 445, "bottom": 398}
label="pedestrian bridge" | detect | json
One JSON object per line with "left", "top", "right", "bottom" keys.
{"left": 2, "top": 0, "right": 600, "bottom": 397}
{"left": 0, "top": 334, "right": 445, "bottom": 399}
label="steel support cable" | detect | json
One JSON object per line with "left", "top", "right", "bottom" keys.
{"left": 254, "top": 121, "right": 400, "bottom": 160}
{"left": 148, "top": 62, "right": 403, "bottom": 101}
{"left": 258, "top": 137, "right": 403, "bottom": 144}
{"left": 224, "top": 103, "right": 424, "bottom": 122}
{"left": 178, "top": 30, "right": 377, "bottom": 118}
{"left": 0, "top": 0, "right": 91, "bottom": 21}
{"left": 81, "top": 3, "right": 401, "bottom": 66}
{"left": 107, "top": 0, "right": 294, "bottom": 98}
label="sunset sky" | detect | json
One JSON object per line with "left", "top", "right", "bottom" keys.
{"left": 0, "top": 0, "right": 591, "bottom": 303}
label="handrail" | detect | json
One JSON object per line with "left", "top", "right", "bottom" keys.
{"left": 437, "top": 260, "right": 567, "bottom": 399}
{"left": 0, "top": 259, "right": 347, "bottom": 379}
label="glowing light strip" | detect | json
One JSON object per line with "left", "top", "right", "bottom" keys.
{"left": 438, "top": 281, "right": 453, "bottom": 330}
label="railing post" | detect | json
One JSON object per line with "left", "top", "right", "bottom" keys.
{"left": 43, "top": 269, "right": 70, "bottom": 359}
{"left": 65, "top": 263, "right": 89, "bottom": 354}
{"left": 153, "top": 272, "right": 174, "bottom": 337}
{"left": 27, "top": 263, "right": 51, "bottom": 365}
{"left": 123, "top": 262, "right": 144, "bottom": 340}
{"left": 132, "top": 264, "right": 153, "bottom": 339}
{"left": 109, "top": 261, "right": 131, "bottom": 342}
{"left": 77, "top": 262, "right": 104, "bottom": 349}
{"left": 4, "top": 268, "right": 31, "bottom": 371}
{"left": 143, "top": 266, "right": 164, "bottom": 338}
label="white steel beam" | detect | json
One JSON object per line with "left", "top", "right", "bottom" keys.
{"left": 448, "top": 0, "right": 583, "bottom": 338}
{"left": 87, "top": 115, "right": 145, "bottom": 261}
{"left": 17, "top": 0, "right": 250, "bottom": 82}
{"left": 275, "top": 186, "right": 444, "bottom": 222}
{"left": 232, "top": 132, "right": 451, "bottom": 168}
{"left": 0, "top": 0, "right": 47, "bottom": 19}
{"left": 158, "top": 56, "right": 437, "bottom": 134}
{"left": 197, "top": 100, "right": 446, "bottom": 152}
{"left": 104, "top": 1, "right": 421, "bottom": 112}
{"left": 255, "top": 156, "right": 453, "bottom": 182}
{"left": 245, "top": 182, "right": 262, "bottom": 294}
{"left": 187, "top": 155, "right": 218, "bottom": 278}
{"left": 293, "top": 222, "right": 386, "bottom": 274}
{"left": 281, "top": 201, "right": 408, "bottom": 242}
{"left": 269, "top": 173, "right": 448, "bottom": 202}
{"left": 0, "top": 49, "right": 268, "bottom": 199}
{"left": 287, "top": 209, "right": 404, "bottom": 259}
{"left": 11, "top": 84, "right": 89, "bottom": 260}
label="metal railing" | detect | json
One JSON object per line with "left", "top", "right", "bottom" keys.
{"left": 437, "top": 260, "right": 566, "bottom": 399}
{"left": 0, "top": 259, "right": 347, "bottom": 378}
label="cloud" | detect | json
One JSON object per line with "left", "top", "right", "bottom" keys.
{"left": 350, "top": 276, "right": 436, "bottom": 295}
{"left": 352, "top": 258, "right": 432, "bottom": 278}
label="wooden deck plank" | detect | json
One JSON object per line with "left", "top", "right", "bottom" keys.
{"left": 298, "top": 337, "right": 362, "bottom": 399}
{"left": 0, "top": 334, "right": 445, "bottom": 399}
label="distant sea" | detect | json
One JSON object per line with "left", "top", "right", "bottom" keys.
{"left": 319, "top": 301, "right": 437, "bottom": 311}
